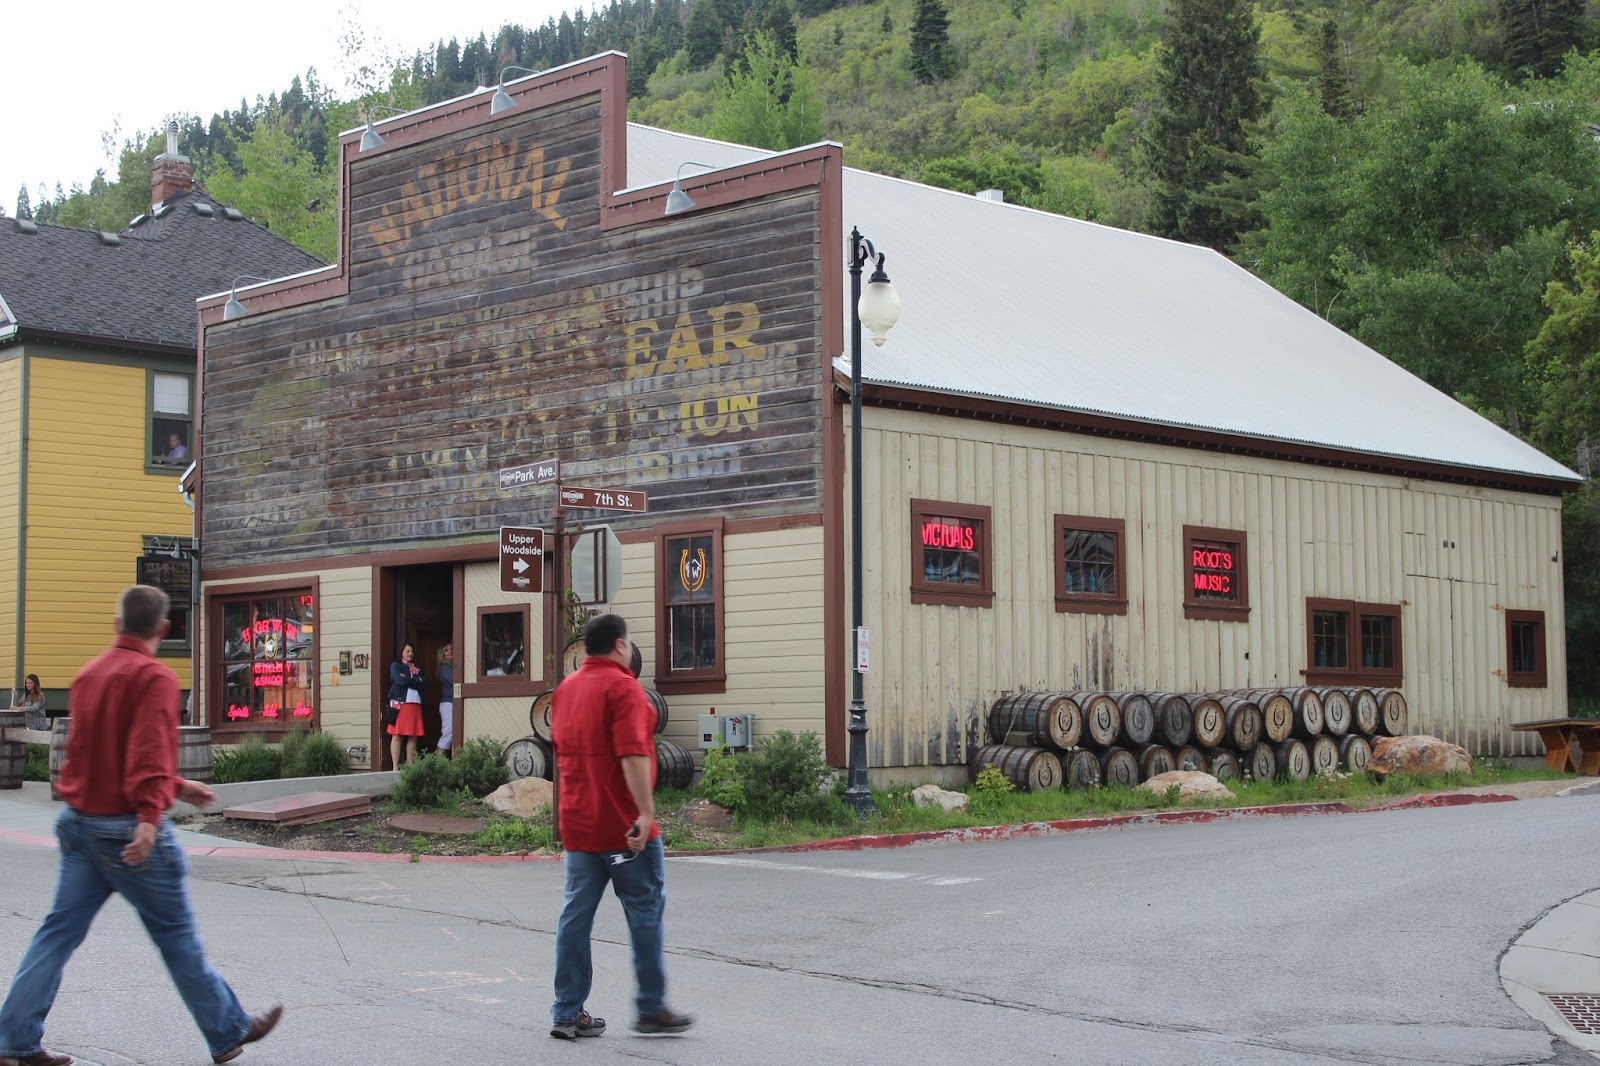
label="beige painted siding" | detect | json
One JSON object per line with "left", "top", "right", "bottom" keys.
{"left": 0, "top": 356, "right": 20, "bottom": 684}
{"left": 462, "top": 561, "right": 545, "bottom": 745}
{"left": 853, "top": 407, "right": 1566, "bottom": 768}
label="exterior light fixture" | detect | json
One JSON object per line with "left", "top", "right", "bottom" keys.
{"left": 844, "top": 226, "right": 901, "bottom": 817}
{"left": 222, "top": 275, "right": 273, "bottom": 322}
{"left": 490, "top": 66, "right": 541, "bottom": 115}
{"left": 359, "top": 106, "right": 410, "bottom": 152}
{"left": 663, "top": 161, "right": 716, "bottom": 217}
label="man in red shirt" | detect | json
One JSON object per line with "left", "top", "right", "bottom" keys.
{"left": 0, "top": 586, "right": 282, "bottom": 1066}
{"left": 548, "top": 613, "right": 693, "bottom": 1040}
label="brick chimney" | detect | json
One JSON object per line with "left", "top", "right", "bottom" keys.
{"left": 150, "top": 121, "right": 194, "bottom": 207}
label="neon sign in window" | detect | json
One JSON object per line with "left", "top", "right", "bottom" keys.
{"left": 218, "top": 591, "right": 316, "bottom": 728}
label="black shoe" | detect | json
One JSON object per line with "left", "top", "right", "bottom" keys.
{"left": 633, "top": 1010, "right": 694, "bottom": 1035}
{"left": 550, "top": 1011, "right": 606, "bottom": 1039}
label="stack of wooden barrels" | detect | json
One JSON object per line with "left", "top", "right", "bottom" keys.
{"left": 970, "top": 685, "right": 1409, "bottom": 792}
{"left": 507, "top": 684, "right": 690, "bottom": 790}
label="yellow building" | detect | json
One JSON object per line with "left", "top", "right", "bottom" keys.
{"left": 0, "top": 134, "right": 322, "bottom": 710}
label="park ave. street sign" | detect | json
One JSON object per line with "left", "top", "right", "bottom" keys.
{"left": 498, "top": 458, "right": 560, "bottom": 490}
{"left": 499, "top": 526, "right": 545, "bottom": 594}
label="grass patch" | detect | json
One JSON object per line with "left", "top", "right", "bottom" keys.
{"left": 1571, "top": 694, "right": 1600, "bottom": 720}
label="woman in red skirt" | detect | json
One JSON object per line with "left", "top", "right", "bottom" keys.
{"left": 387, "top": 644, "right": 426, "bottom": 767}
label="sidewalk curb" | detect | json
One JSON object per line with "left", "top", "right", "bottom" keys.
{"left": 0, "top": 790, "right": 1522, "bottom": 865}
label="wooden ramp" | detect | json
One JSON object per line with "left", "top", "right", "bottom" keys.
{"left": 222, "top": 791, "right": 372, "bottom": 826}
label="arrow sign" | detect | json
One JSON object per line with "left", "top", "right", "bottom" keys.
{"left": 498, "top": 526, "right": 545, "bottom": 593}
{"left": 558, "top": 485, "right": 649, "bottom": 512}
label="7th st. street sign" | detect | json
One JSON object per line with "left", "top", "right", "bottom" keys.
{"left": 558, "top": 485, "right": 649, "bottom": 512}
{"left": 499, "top": 526, "right": 545, "bottom": 594}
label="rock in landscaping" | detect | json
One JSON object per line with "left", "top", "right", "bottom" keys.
{"left": 911, "top": 784, "right": 970, "bottom": 812}
{"left": 1136, "top": 770, "right": 1235, "bottom": 801}
{"left": 486, "top": 777, "right": 554, "bottom": 816}
{"left": 1368, "top": 735, "right": 1471, "bottom": 779}
{"left": 676, "top": 797, "right": 733, "bottom": 829}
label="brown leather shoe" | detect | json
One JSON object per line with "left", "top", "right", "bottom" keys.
{"left": 0, "top": 1051, "right": 74, "bottom": 1066}
{"left": 212, "top": 1003, "right": 284, "bottom": 1064}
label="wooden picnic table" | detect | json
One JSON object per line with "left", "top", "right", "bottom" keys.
{"left": 1510, "top": 718, "right": 1600, "bottom": 775}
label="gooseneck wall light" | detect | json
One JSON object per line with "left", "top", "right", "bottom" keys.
{"left": 844, "top": 227, "right": 901, "bottom": 817}
{"left": 221, "top": 275, "right": 273, "bottom": 322}
{"left": 662, "top": 161, "right": 717, "bottom": 217}
{"left": 490, "top": 66, "right": 541, "bottom": 115}
{"left": 358, "top": 106, "right": 411, "bottom": 152}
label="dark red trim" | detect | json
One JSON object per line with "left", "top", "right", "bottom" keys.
{"left": 602, "top": 144, "right": 841, "bottom": 231}
{"left": 1053, "top": 514, "right": 1128, "bottom": 615}
{"left": 452, "top": 564, "right": 465, "bottom": 748}
{"left": 203, "top": 577, "right": 320, "bottom": 734}
{"left": 1304, "top": 597, "right": 1403, "bottom": 685}
{"left": 201, "top": 541, "right": 497, "bottom": 583}
{"left": 819, "top": 153, "right": 845, "bottom": 769}
{"left": 612, "top": 513, "right": 821, "bottom": 545}
{"left": 1505, "top": 609, "right": 1548, "bottom": 688}
{"left": 1183, "top": 525, "right": 1249, "bottom": 622}
{"left": 652, "top": 517, "right": 727, "bottom": 695}
{"left": 475, "top": 603, "right": 533, "bottom": 683}
{"left": 910, "top": 499, "right": 995, "bottom": 609}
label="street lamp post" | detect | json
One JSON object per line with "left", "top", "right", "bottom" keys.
{"left": 844, "top": 226, "right": 901, "bottom": 817}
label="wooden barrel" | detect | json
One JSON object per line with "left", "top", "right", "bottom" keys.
{"left": 1174, "top": 745, "right": 1206, "bottom": 773}
{"left": 0, "top": 712, "right": 24, "bottom": 790}
{"left": 1374, "top": 689, "right": 1408, "bottom": 736}
{"left": 654, "top": 739, "right": 695, "bottom": 791}
{"left": 1312, "top": 688, "right": 1352, "bottom": 736}
{"left": 1243, "top": 742, "right": 1276, "bottom": 782}
{"left": 969, "top": 744, "right": 1061, "bottom": 792}
{"left": 1203, "top": 747, "right": 1241, "bottom": 781}
{"left": 1274, "top": 738, "right": 1310, "bottom": 782}
{"left": 1338, "top": 734, "right": 1372, "bottom": 772}
{"left": 642, "top": 688, "right": 669, "bottom": 735}
{"left": 1067, "top": 692, "right": 1121, "bottom": 748}
{"left": 1350, "top": 688, "right": 1379, "bottom": 736}
{"left": 1151, "top": 693, "right": 1193, "bottom": 747}
{"left": 986, "top": 693, "right": 1082, "bottom": 750}
{"left": 1288, "top": 688, "right": 1325, "bottom": 740}
{"left": 1111, "top": 693, "right": 1155, "bottom": 748}
{"left": 177, "top": 725, "right": 212, "bottom": 784}
{"left": 1098, "top": 746, "right": 1140, "bottom": 788}
{"left": 504, "top": 736, "right": 553, "bottom": 780}
{"left": 1136, "top": 744, "right": 1176, "bottom": 781}
{"left": 562, "top": 637, "right": 643, "bottom": 678}
{"left": 1190, "top": 696, "right": 1226, "bottom": 748}
{"left": 1230, "top": 690, "right": 1294, "bottom": 743}
{"left": 1062, "top": 748, "right": 1102, "bottom": 791}
{"left": 1309, "top": 735, "right": 1340, "bottom": 777}
{"left": 48, "top": 717, "right": 69, "bottom": 800}
{"left": 1217, "top": 697, "right": 1261, "bottom": 752}
{"left": 529, "top": 690, "right": 554, "bottom": 741}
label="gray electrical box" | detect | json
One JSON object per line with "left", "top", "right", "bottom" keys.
{"left": 696, "top": 714, "right": 723, "bottom": 749}
{"left": 721, "top": 713, "right": 754, "bottom": 750}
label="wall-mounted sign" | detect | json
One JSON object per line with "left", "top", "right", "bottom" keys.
{"left": 339, "top": 651, "right": 352, "bottom": 676}
{"left": 137, "top": 555, "right": 192, "bottom": 602}
{"left": 499, "top": 526, "right": 546, "bottom": 594}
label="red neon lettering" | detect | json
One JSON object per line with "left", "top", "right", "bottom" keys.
{"left": 291, "top": 704, "right": 313, "bottom": 718}
{"left": 262, "top": 705, "right": 281, "bottom": 719}
{"left": 1192, "top": 573, "right": 1233, "bottom": 594}
{"left": 226, "top": 705, "right": 251, "bottom": 721}
{"left": 921, "top": 522, "right": 976, "bottom": 551}
{"left": 1191, "top": 548, "right": 1235, "bottom": 571}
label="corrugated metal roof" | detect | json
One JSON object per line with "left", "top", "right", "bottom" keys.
{"left": 626, "top": 123, "right": 1579, "bottom": 484}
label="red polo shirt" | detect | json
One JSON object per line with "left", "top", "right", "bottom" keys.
{"left": 56, "top": 635, "right": 181, "bottom": 826}
{"left": 551, "top": 656, "right": 657, "bottom": 852}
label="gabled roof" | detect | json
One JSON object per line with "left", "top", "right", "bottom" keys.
{"left": 625, "top": 124, "right": 1579, "bottom": 488}
{"left": 0, "top": 189, "right": 324, "bottom": 354}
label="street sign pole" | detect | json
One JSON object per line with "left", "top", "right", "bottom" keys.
{"left": 550, "top": 492, "right": 565, "bottom": 848}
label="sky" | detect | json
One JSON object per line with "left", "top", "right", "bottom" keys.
{"left": 4, "top": 0, "right": 582, "bottom": 218}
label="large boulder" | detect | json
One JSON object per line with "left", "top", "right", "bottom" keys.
{"left": 486, "top": 777, "right": 554, "bottom": 816}
{"left": 912, "top": 784, "right": 970, "bottom": 813}
{"left": 1368, "top": 735, "right": 1472, "bottom": 779}
{"left": 1136, "top": 770, "right": 1236, "bottom": 801}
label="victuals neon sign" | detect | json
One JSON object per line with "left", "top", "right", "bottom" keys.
{"left": 921, "top": 521, "right": 976, "bottom": 551}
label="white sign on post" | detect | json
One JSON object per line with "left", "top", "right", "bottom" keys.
{"left": 569, "top": 525, "right": 625, "bottom": 605}
{"left": 855, "top": 627, "right": 870, "bottom": 673}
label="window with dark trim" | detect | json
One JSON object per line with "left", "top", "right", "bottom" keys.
{"left": 215, "top": 588, "right": 316, "bottom": 732}
{"left": 147, "top": 369, "right": 193, "bottom": 474}
{"left": 477, "top": 604, "right": 530, "bottom": 681}
{"left": 655, "top": 519, "right": 726, "bottom": 695}
{"left": 1506, "top": 609, "right": 1547, "bottom": 688}
{"left": 1305, "top": 598, "right": 1402, "bottom": 685}
{"left": 910, "top": 499, "right": 994, "bottom": 608}
{"left": 1183, "top": 525, "right": 1248, "bottom": 621}
{"left": 1053, "top": 515, "right": 1127, "bottom": 615}
{"left": 139, "top": 536, "right": 195, "bottom": 658}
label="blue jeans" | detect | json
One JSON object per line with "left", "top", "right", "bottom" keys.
{"left": 551, "top": 838, "right": 667, "bottom": 1024}
{"left": 0, "top": 807, "right": 253, "bottom": 1059}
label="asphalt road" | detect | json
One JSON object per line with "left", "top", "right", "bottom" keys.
{"left": 1, "top": 795, "right": 1596, "bottom": 1066}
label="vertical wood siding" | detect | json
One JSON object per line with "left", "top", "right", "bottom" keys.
{"left": 855, "top": 408, "right": 1566, "bottom": 768}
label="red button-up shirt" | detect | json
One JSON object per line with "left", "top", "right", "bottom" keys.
{"left": 56, "top": 635, "right": 181, "bottom": 825}
{"left": 551, "top": 656, "right": 657, "bottom": 852}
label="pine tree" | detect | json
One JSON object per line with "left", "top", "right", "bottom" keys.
{"left": 685, "top": 0, "right": 724, "bottom": 69}
{"left": 1500, "top": 0, "right": 1587, "bottom": 80}
{"left": 910, "top": 0, "right": 953, "bottom": 84}
{"left": 15, "top": 185, "right": 31, "bottom": 221}
{"left": 1317, "top": 20, "right": 1353, "bottom": 120}
{"left": 763, "top": 0, "right": 799, "bottom": 62}
{"left": 1136, "top": 0, "right": 1263, "bottom": 250}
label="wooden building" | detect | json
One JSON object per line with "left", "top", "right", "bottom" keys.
{"left": 0, "top": 129, "right": 321, "bottom": 711}
{"left": 192, "top": 53, "right": 1578, "bottom": 775}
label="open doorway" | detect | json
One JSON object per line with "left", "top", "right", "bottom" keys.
{"left": 374, "top": 563, "right": 454, "bottom": 771}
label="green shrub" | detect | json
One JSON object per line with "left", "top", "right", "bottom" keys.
{"left": 973, "top": 764, "right": 1014, "bottom": 796}
{"left": 453, "top": 735, "right": 509, "bottom": 798}
{"left": 391, "top": 752, "right": 462, "bottom": 809}
{"left": 695, "top": 744, "right": 747, "bottom": 812}
{"left": 278, "top": 727, "right": 308, "bottom": 775}
{"left": 740, "top": 730, "right": 836, "bottom": 822}
{"left": 476, "top": 818, "right": 554, "bottom": 852}
{"left": 24, "top": 743, "right": 48, "bottom": 782}
{"left": 212, "top": 736, "right": 283, "bottom": 784}
{"left": 283, "top": 731, "right": 348, "bottom": 778}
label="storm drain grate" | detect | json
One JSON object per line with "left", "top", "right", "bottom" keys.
{"left": 1546, "top": 993, "right": 1600, "bottom": 1034}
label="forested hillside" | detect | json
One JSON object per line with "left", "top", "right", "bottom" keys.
{"left": 11, "top": 0, "right": 1600, "bottom": 702}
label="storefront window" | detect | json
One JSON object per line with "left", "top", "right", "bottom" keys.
{"left": 910, "top": 499, "right": 993, "bottom": 608}
{"left": 478, "top": 606, "right": 529, "bottom": 680}
{"left": 1305, "top": 598, "right": 1402, "bottom": 684}
{"left": 654, "top": 520, "right": 725, "bottom": 694}
{"left": 1506, "top": 610, "right": 1547, "bottom": 688}
{"left": 218, "top": 590, "right": 315, "bottom": 729}
{"left": 1183, "top": 525, "right": 1249, "bottom": 621}
{"left": 1054, "top": 515, "right": 1126, "bottom": 615}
